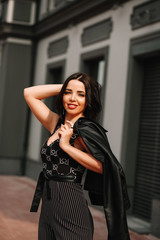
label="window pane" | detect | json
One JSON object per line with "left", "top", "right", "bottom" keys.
{"left": 97, "top": 60, "right": 105, "bottom": 87}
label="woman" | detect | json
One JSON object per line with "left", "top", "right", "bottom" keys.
{"left": 24, "top": 72, "right": 130, "bottom": 240}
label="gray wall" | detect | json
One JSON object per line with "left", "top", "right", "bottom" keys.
{"left": 0, "top": 41, "right": 32, "bottom": 175}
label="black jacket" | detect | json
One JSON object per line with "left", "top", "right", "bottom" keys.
{"left": 74, "top": 117, "right": 130, "bottom": 240}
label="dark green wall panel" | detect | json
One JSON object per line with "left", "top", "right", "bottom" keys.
{"left": 0, "top": 42, "right": 32, "bottom": 158}
{"left": 13, "top": 1, "right": 32, "bottom": 23}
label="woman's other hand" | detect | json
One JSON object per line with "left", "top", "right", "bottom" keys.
{"left": 58, "top": 121, "right": 74, "bottom": 149}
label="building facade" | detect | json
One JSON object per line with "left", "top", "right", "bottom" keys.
{"left": 0, "top": 0, "right": 160, "bottom": 237}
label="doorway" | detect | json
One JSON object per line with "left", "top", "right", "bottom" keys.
{"left": 133, "top": 56, "right": 160, "bottom": 221}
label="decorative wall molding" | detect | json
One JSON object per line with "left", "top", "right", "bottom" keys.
{"left": 13, "top": 1, "right": 32, "bottom": 23}
{"left": 130, "top": 30, "right": 160, "bottom": 57}
{"left": 54, "top": 0, "right": 72, "bottom": 8}
{"left": 0, "top": 0, "right": 129, "bottom": 40}
{"left": 81, "top": 18, "right": 112, "bottom": 46}
{"left": 47, "top": 36, "right": 68, "bottom": 58}
{"left": 130, "top": 0, "right": 160, "bottom": 30}
{"left": 6, "top": 37, "right": 32, "bottom": 45}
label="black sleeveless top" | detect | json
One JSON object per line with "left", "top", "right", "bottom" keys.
{"left": 40, "top": 123, "right": 85, "bottom": 179}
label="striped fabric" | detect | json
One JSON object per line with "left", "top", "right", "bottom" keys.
{"left": 38, "top": 180, "right": 94, "bottom": 240}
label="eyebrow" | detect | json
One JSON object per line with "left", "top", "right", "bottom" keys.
{"left": 65, "top": 88, "right": 85, "bottom": 93}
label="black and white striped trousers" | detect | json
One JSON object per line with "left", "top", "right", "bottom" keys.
{"left": 38, "top": 180, "right": 94, "bottom": 240}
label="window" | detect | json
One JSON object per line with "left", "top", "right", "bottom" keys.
{"left": 39, "top": 0, "right": 55, "bottom": 19}
{"left": 80, "top": 47, "right": 109, "bottom": 123}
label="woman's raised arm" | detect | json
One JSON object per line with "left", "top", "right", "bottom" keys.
{"left": 24, "top": 84, "right": 62, "bottom": 133}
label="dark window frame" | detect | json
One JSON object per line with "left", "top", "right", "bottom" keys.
{"left": 80, "top": 46, "right": 109, "bottom": 124}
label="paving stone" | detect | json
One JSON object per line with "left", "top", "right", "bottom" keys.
{"left": 0, "top": 176, "right": 159, "bottom": 240}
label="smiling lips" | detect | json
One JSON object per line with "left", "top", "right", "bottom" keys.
{"left": 68, "top": 104, "right": 78, "bottom": 109}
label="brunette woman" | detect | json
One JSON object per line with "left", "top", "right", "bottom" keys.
{"left": 24, "top": 72, "right": 130, "bottom": 240}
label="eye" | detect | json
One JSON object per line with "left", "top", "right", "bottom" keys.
{"left": 78, "top": 93, "right": 85, "bottom": 97}
{"left": 64, "top": 91, "right": 71, "bottom": 95}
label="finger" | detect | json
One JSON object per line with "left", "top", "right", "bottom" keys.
{"left": 64, "top": 122, "right": 70, "bottom": 129}
{"left": 66, "top": 120, "right": 74, "bottom": 128}
{"left": 60, "top": 125, "right": 71, "bottom": 133}
{"left": 58, "top": 131, "right": 61, "bottom": 138}
{"left": 60, "top": 124, "right": 67, "bottom": 130}
{"left": 66, "top": 120, "right": 73, "bottom": 127}
{"left": 63, "top": 124, "right": 71, "bottom": 131}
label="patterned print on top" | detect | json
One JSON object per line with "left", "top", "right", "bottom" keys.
{"left": 41, "top": 131, "right": 85, "bottom": 178}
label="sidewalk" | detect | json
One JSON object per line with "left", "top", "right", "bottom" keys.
{"left": 0, "top": 176, "right": 159, "bottom": 240}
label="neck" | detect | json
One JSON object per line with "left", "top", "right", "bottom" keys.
{"left": 64, "top": 114, "right": 84, "bottom": 124}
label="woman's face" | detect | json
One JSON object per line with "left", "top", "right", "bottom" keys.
{"left": 63, "top": 79, "right": 86, "bottom": 118}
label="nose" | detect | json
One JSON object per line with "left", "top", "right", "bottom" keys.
{"left": 70, "top": 93, "right": 76, "bottom": 101}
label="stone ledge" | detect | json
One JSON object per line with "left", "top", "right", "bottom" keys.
{"left": 127, "top": 215, "right": 150, "bottom": 234}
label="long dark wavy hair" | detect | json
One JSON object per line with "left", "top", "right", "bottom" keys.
{"left": 56, "top": 72, "right": 102, "bottom": 122}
